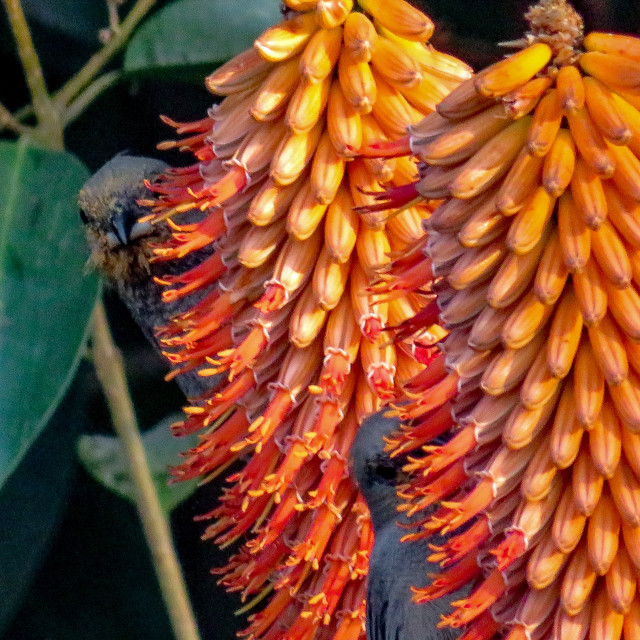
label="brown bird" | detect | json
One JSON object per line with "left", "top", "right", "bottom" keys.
{"left": 79, "top": 154, "right": 216, "bottom": 398}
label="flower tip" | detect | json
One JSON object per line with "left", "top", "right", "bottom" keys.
{"left": 360, "top": 135, "right": 411, "bottom": 158}
{"left": 490, "top": 530, "right": 526, "bottom": 571}
{"left": 254, "top": 283, "right": 288, "bottom": 313}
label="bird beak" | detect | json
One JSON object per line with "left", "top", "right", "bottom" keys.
{"left": 128, "top": 218, "right": 154, "bottom": 241}
{"left": 107, "top": 212, "right": 153, "bottom": 248}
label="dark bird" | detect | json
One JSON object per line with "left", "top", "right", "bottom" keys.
{"left": 79, "top": 154, "right": 215, "bottom": 398}
{"left": 351, "top": 411, "right": 462, "bottom": 640}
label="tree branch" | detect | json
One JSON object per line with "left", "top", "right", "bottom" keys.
{"left": 55, "top": 0, "right": 157, "bottom": 109}
{"left": 91, "top": 301, "right": 201, "bottom": 640}
{"left": 63, "top": 71, "right": 122, "bottom": 127}
{"left": 0, "top": 100, "right": 29, "bottom": 136}
{"left": 1, "top": 0, "right": 62, "bottom": 149}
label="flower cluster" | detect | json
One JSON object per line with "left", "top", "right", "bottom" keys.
{"left": 368, "top": 1, "right": 640, "bottom": 639}
{"left": 140, "top": 1, "right": 470, "bottom": 639}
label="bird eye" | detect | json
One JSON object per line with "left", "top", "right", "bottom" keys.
{"left": 79, "top": 209, "right": 89, "bottom": 225}
{"left": 373, "top": 460, "right": 398, "bottom": 483}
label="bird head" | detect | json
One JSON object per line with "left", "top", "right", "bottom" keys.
{"left": 351, "top": 411, "right": 410, "bottom": 532}
{"left": 79, "top": 154, "right": 169, "bottom": 287}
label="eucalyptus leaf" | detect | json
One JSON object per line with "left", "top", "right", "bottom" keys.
{"left": 77, "top": 413, "right": 198, "bottom": 512}
{"left": 0, "top": 139, "right": 98, "bottom": 488}
{"left": 124, "top": 0, "right": 282, "bottom": 78}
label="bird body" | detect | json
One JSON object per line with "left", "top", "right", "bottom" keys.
{"left": 367, "top": 524, "right": 459, "bottom": 640}
{"left": 79, "top": 155, "right": 215, "bottom": 398}
{"left": 352, "top": 412, "right": 462, "bottom": 640}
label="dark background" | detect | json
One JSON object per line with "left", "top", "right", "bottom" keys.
{"left": 1, "top": 1, "right": 639, "bottom": 639}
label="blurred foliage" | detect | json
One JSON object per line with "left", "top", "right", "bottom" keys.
{"left": 77, "top": 413, "right": 199, "bottom": 513}
{"left": 123, "top": 0, "right": 281, "bottom": 79}
{"left": 0, "top": 1, "right": 639, "bottom": 639}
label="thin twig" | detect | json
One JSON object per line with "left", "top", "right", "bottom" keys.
{"left": 1, "top": 0, "right": 62, "bottom": 149}
{"left": 0, "top": 100, "right": 29, "bottom": 136}
{"left": 107, "top": 0, "right": 123, "bottom": 34}
{"left": 91, "top": 301, "right": 202, "bottom": 640}
{"left": 55, "top": 0, "right": 157, "bottom": 109}
{"left": 63, "top": 71, "right": 122, "bottom": 127}
{"left": 8, "top": 102, "right": 33, "bottom": 125}
{"left": 3, "top": 0, "right": 155, "bottom": 139}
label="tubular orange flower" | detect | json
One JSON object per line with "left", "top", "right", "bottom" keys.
{"left": 364, "top": 0, "right": 640, "bottom": 638}
{"left": 139, "top": 2, "right": 471, "bottom": 640}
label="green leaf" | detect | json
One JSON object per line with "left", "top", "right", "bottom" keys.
{"left": 124, "top": 0, "right": 282, "bottom": 79}
{"left": 0, "top": 139, "right": 98, "bottom": 488}
{"left": 77, "top": 414, "right": 198, "bottom": 512}
{"left": 0, "top": 365, "right": 88, "bottom": 636}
